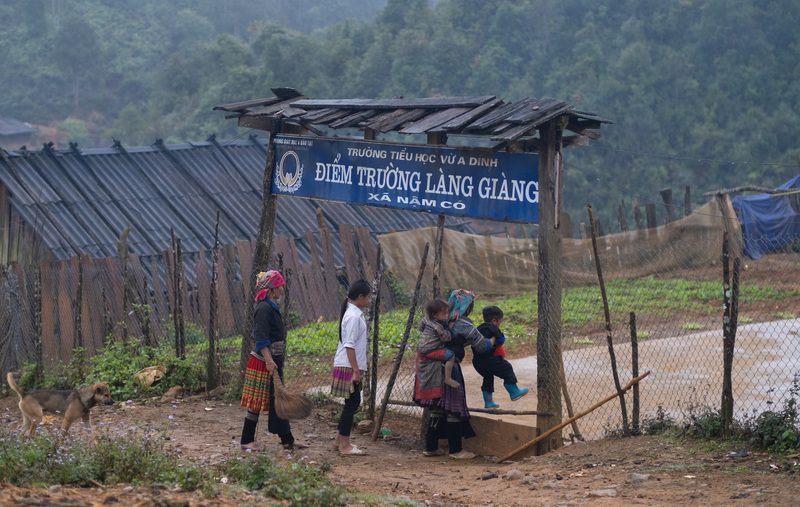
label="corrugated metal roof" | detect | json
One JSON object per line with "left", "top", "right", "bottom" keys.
{"left": 0, "top": 118, "right": 39, "bottom": 137}
{"left": 0, "top": 137, "right": 473, "bottom": 267}
{"left": 214, "top": 88, "right": 612, "bottom": 148}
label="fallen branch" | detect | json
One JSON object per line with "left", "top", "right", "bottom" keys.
{"left": 498, "top": 371, "right": 651, "bottom": 462}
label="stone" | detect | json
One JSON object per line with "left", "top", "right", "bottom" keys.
{"left": 504, "top": 469, "right": 524, "bottom": 481}
{"left": 626, "top": 473, "right": 650, "bottom": 483}
{"left": 588, "top": 489, "right": 618, "bottom": 498}
{"left": 357, "top": 420, "right": 374, "bottom": 433}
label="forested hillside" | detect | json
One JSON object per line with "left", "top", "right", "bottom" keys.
{"left": 2, "top": 0, "right": 799, "bottom": 227}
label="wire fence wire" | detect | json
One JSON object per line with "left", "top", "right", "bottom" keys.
{"left": 1, "top": 228, "right": 799, "bottom": 443}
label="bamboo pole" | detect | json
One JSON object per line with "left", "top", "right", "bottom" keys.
{"left": 372, "top": 242, "right": 429, "bottom": 441}
{"left": 630, "top": 311, "right": 640, "bottom": 435}
{"left": 558, "top": 347, "right": 582, "bottom": 441}
{"left": 498, "top": 371, "right": 650, "bottom": 462}
{"left": 587, "top": 204, "right": 629, "bottom": 434}
{"left": 207, "top": 210, "right": 221, "bottom": 390}
{"left": 363, "top": 245, "right": 383, "bottom": 421}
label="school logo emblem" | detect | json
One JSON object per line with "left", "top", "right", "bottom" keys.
{"left": 276, "top": 151, "right": 303, "bottom": 193}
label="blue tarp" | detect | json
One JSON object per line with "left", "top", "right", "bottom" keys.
{"left": 731, "top": 175, "right": 800, "bottom": 259}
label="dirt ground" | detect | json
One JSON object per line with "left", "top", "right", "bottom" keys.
{"left": 2, "top": 392, "right": 800, "bottom": 507}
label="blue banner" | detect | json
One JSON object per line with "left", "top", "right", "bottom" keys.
{"left": 272, "top": 135, "right": 539, "bottom": 223}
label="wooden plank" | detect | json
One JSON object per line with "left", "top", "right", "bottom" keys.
{"left": 163, "top": 248, "right": 176, "bottom": 323}
{"left": 149, "top": 255, "right": 169, "bottom": 338}
{"left": 506, "top": 98, "right": 565, "bottom": 122}
{"left": 330, "top": 109, "right": 378, "bottom": 129}
{"left": 212, "top": 96, "right": 282, "bottom": 112}
{"left": 399, "top": 107, "right": 471, "bottom": 135}
{"left": 292, "top": 95, "right": 496, "bottom": 110}
{"left": 195, "top": 248, "right": 211, "bottom": 330}
{"left": 39, "top": 262, "right": 57, "bottom": 365}
{"left": 305, "top": 231, "right": 336, "bottom": 320}
{"left": 319, "top": 227, "right": 342, "bottom": 309}
{"left": 430, "top": 98, "right": 504, "bottom": 132}
{"left": 77, "top": 256, "right": 100, "bottom": 355}
{"left": 127, "top": 253, "right": 148, "bottom": 338}
{"left": 103, "top": 257, "right": 126, "bottom": 339}
{"left": 339, "top": 223, "right": 364, "bottom": 284}
{"left": 285, "top": 236, "right": 313, "bottom": 322}
{"left": 217, "top": 245, "right": 236, "bottom": 337}
{"left": 355, "top": 227, "right": 392, "bottom": 311}
{"left": 300, "top": 108, "right": 351, "bottom": 124}
{"left": 56, "top": 259, "right": 75, "bottom": 361}
{"left": 236, "top": 239, "right": 254, "bottom": 303}
{"left": 273, "top": 235, "right": 309, "bottom": 323}
{"left": 300, "top": 262, "right": 325, "bottom": 322}
{"left": 246, "top": 97, "right": 305, "bottom": 116}
{"left": 466, "top": 100, "right": 535, "bottom": 131}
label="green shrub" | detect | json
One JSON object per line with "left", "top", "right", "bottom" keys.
{"left": 740, "top": 375, "right": 800, "bottom": 452}
{"left": 0, "top": 423, "right": 208, "bottom": 490}
{"left": 86, "top": 336, "right": 205, "bottom": 400}
{"left": 216, "top": 453, "right": 345, "bottom": 506}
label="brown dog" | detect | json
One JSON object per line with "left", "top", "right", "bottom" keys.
{"left": 6, "top": 373, "right": 114, "bottom": 436}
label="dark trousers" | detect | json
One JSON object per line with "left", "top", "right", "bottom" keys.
{"left": 472, "top": 354, "right": 517, "bottom": 393}
{"left": 241, "top": 354, "right": 294, "bottom": 446}
{"left": 337, "top": 381, "right": 362, "bottom": 437}
{"left": 424, "top": 412, "right": 464, "bottom": 454}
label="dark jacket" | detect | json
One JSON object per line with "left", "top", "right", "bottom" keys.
{"left": 475, "top": 323, "right": 504, "bottom": 356}
{"left": 252, "top": 299, "right": 286, "bottom": 353}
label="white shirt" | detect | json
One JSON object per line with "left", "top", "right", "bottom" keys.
{"left": 334, "top": 302, "right": 368, "bottom": 370}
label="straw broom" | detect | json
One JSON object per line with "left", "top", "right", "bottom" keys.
{"left": 273, "top": 374, "right": 313, "bottom": 420}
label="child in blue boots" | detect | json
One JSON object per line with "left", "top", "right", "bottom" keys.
{"left": 474, "top": 305, "right": 529, "bottom": 408}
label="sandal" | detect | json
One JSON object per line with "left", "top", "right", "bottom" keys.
{"left": 282, "top": 441, "right": 309, "bottom": 450}
{"left": 241, "top": 442, "right": 265, "bottom": 452}
{"left": 422, "top": 448, "right": 446, "bottom": 457}
{"left": 340, "top": 444, "right": 365, "bottom": 455}
{"left": 448, "top": 450, "right": 476, "bottom": 459}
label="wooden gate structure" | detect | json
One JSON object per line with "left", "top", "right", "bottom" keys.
{"left": 214, "top": 88, "right": 611, "bottom": 453}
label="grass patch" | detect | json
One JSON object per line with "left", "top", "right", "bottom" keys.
{"left": 682, "top": 323, "right": 705, "bottom": 331}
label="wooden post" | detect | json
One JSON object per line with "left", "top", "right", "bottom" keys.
{"left": 633, "top": 200, "right": 644, "bottom": 230}
{"left": 207, "top": 210, "right": 221, "bottom": 390}
{"left": 660, "top": 187, "right": 675, "bottom": 223}
{"left": 364, "top": 248, "right": 382, "bottom": 420}
{"left": 558, "top": 347, "right": 582, "bottom": 441}
{"left": 645, "top": 203, "right": 657, "bottom": 229}
{"left": 119, "top": 227, "right": 131, "bottom": 343}
{"left": 617, "top": 201, "right": 628, "bottom": 232}
{"left": 373, "top": 242, "right": 429, "bottom": 441}
{"left": 588, "top": 204, "right": 629, "bottom": 434}
{"left": 366, "top": 245, "right": 383, "bottom": 421}
{"left": 630, "top": 311, "right": 640, "bottom": 435}
{"left": 241, "top": 124, "right": 282, "bottom": 380}
{"left": 34, "top": 266, "right": 42, "bottom": 384}
{"left": 432, "top": 214, "right": 445, "bottom": 299}
{"left": 684, "top": 185, "right": 692, "bottom": 217}
{"left": 75, "top": 254, "right": 83, "bottom": 351}
{"left": 536, "top": 119, "right": 564, "bottom": 453}
{"left": 176, "top": 237, "right": 185, "bottom": 359}
{"left": 721, "top": 234, "right": 740, "bottom": 437}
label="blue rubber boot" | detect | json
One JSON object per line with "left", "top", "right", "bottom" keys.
{"left": 504, "top": 383, "right": 529, "bottom": 401}
{"left": 482, "top": 391, "right": 500, "bottom": 409}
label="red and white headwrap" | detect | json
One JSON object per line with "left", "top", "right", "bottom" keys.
{"left": 254, "top": 270, "right": 284, "bottom": 301}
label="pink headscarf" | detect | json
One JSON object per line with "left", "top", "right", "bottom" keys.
{"left": 254, "top": 270, "right": 284, "bottom": 302}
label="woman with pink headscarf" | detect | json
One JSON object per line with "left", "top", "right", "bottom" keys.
{"left": 239, "top": 270, "right": 307, "bottom": 452}
{"left": 413, "top": 289, "right": 495, "bottom": 459}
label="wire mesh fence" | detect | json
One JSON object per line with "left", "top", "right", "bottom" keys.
{"left": 1, "top": 214, "right": 799, "bottom": 444}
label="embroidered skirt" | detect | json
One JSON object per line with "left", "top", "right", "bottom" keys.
{"left": 241, "top": 354, "right": 272, "bottom": 412}
{"left": 331, "top": 366, "right": 363, "bottom": 398}
{"left": 413, "top": 361, "right": 471, "bottom": 420}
